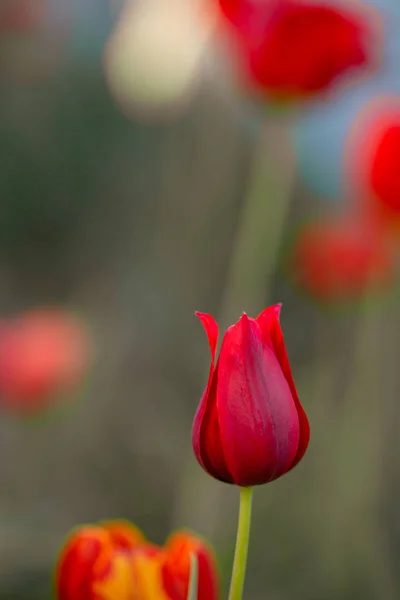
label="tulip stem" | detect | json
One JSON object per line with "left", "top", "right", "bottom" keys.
{"left": 228, "top": 486, "right": 254, "bottom": 600}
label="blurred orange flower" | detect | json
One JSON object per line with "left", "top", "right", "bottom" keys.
{"left": 55, "top": 519, "right": 219, "bottom": 600}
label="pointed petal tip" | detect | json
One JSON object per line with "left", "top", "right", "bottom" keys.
{"left": 195, "top": 312, "right": 219, "bottom": 357}
{"left": 238, "top": 312, "right": 252, "bottom": 328}
{"left": 236, "top": 312, "right": 259, "bottom": 340}
{"left": 195, "top": 311, "right": 215, "bottom": 325}
{"left": 256, "top": 304, "right": 282, "bottom": 326}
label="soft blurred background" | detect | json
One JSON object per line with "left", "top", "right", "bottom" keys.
{"left": 0, "top": 0, "right": 399, "bottom": 599}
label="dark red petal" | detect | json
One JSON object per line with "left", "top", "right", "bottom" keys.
{"left": 256, "top": 306, "right": 310, "bottom": 469}
{"left": 192, "top": 313, "right": 233, "bottom": 483}
{"left": 217, "top": 314, "right": 300, "bottom": 485}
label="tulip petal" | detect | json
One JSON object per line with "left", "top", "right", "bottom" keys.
{"left": 256, "top": 306, "right": 310, "bottom": 469}
{"left": 194, "top": 313, "right": 219, "bottom": 365}
{"left": 92, "top": 550, "right": 136, "bottom": 600}
{"left": 217, "top": 314, "right": 300, "bottom": 485}
{"left": 101, "top": 520, "right": 145, "bottom": 550}
{"left": 131, "top": 546, "right": 170, "bottom": 600}
{"left": 192, "top": 313, "right": 233, "bottom": 483}
{"left": 163, "top": 531, "right": 219, "bottom": 600}
{"left": 192, "top": 314, "right": 218, "bottom": 455}
{"left": 56, "top": 527, "right": 112, "bottom": 600}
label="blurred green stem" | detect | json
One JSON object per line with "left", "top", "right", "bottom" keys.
{"left": 187, "top": 553, "right": 199, "bottom": 600}
{"left": 228, "top": 487, "right": 254, "bottom": 600}
{"left": 172, "top": 121, "right": 295, "bottom": 537}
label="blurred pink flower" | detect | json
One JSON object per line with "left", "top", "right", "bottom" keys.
{"left": 0, "top": 308, "right": 91, "bottom": 414}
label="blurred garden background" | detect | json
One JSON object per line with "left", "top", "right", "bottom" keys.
{"left": 0, "top": 0, "right": 400, "bottom": 599}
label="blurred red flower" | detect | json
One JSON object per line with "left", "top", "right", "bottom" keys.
{"left": 0, "top": 308, "right": 91, "bottom": 414}
{"left": 343, "top": 95, "right": 400, "bottom": 240}
{"left": 369, "top": 122, "right": 400, "bottom": 220}
{"left": 192, "top": 306, "right": 310, "bottom": 486}
{"left": 217, "top": 0, "right": 374, "bottom": 99}
{"left": 288, "top": 217, "right": 395, "bottom": 302}
{"left": 56, "top": 520, "right": 219, "bottom": 600}
{"left": 353, "top": 104, "right": 400, "bottom": 232}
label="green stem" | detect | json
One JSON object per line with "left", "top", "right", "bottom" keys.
{"left": 228, "top": 487, "right": 254, "bottom": 600}
{"left": 187, "top": 553, "right": 198, "bottom": 600}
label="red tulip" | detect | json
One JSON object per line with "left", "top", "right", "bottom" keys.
{"left": 0, "top": 308, "right": 90, "bottom": 414}
{"left": 288, "top": 218, "right": 395, "bottom": 302}
{"left": 217, "top": 0, "right": 373, "bottom": 99}
{"left": 192, "top": 306, "right": 310, "bottom": 486}
{"left": 162, "top": 531, "right": 219, "bottom": 600}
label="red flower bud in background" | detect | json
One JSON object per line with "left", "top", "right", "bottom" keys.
{"left": 370, "top": 122, "right": 400, "bottom": 220}
{"left": 347, "top": 97, "right": 400, "bottom": 233}
{"left": 287, "top": 217, "right": 395, "bottom": 303}
{"left": 192, "top": 306, "right": 310, "bottom": 486}
{"left": 217, "top": 0, "right": 374, "bottom": 99}
{"left": 56, "top": 521, "right": 219, "bottom": 600}
{"left": 162, "top": 531, "right": 219, "bottom": 600}
{"left": 0, "top": 308, "right": 91, "bottom": 414}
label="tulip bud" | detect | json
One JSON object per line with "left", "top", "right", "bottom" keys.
{"left": 162, "top": 531, "right": 219, "bottom": 600}
{"left": 216, "top": 0, "right": 375, "bottom": 100}
{"left": 346, "top": 95, "right": 400, "bottom": 232}
{"left": 192, "top": 306, "right": 310, "bottom": 486}
{"left": 0, "top": 308, "right": 91, "bottom": 415}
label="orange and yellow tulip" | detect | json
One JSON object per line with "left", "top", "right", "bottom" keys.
{"left": 55, "top": 519, "right": 219, "bottom": 600}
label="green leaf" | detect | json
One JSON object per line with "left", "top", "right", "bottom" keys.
{"left": 187, "top": 553, "right": 198, "bottom": 600}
